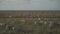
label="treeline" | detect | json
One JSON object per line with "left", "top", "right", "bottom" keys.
{"left": 0, "top": 15, "right": 60, "bottom": 18}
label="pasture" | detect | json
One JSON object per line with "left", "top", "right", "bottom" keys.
{"left": 0, "top": 11, "right": 60, "bottom": 34}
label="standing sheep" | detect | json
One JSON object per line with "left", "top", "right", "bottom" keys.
{"left": 49, "top": 21, "right": 60, "bottom": 29}
{"left": 5, "top": 24, "right": 15, "bottom": 31}
{"left": 0, "top": 23, "right": 6, "bottom": 27}
{"left": 44, "top": 21, "right": 47, "bottom": 25}
{"left": 38, "top": 18, "right": 41, "bottom": 20}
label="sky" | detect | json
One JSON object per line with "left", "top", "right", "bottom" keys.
{"left": 0, "top": 0, "right": 60, "bottom": 10}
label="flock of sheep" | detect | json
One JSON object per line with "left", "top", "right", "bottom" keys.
{"left": 0, "top": 18, "right": 60, "bottom": 29}
{"left": 0, "top": 16, "right": 60, "bottom": 34}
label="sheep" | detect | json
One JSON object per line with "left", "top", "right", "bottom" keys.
{"left": 8, "top": 16, "right": 12, "bottom": 18}
{"left": 5, "top": 24, "right": 15, "bottom": 31}
{"left": 38, "top": 18, "right": 41, "bottom": 20}
{"left": 0, "top": 23, "right": 6, "bottom": 27}
{"left": 36, "top": 21, "right": 44, "bottom": 26}
{"left": 44, "top": 21, "right": 47, "bottom": 25}
{"left": 0, "top": 23, "right": 3, "bottom": 27}
{"left": 49, "top": 21, "right": 53, "bottom": 28}
{"left": 34, "top": 21, "right": 37, "bottom": 25}
{"left": 49, "top": 21, "right": 60, "bottom": 29}
{"left": 11, "top": 26, "right": 15, "bottom": 31}
{"left": 5, "top": 24, "right": 23, "bottom": 32}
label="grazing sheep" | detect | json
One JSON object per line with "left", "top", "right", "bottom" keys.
{"left": 0, "top": 23, "right": 3, "bottom": 27}
{"left": 34, "top": 21, "right": 37, "bottom": 24}
{"left": 9, "top": 16, "right": 12, "bottom": 18}
{"left": 49, "top": 21, "right": 53, "bottom": 28}
{"left": 5, "top": 24, "right": 15, "bottom": 31}
{"left": 38, "top": 18, "right": 41, "bottom": 20}
{"left": 44, "top": 21, "right": 47, "bottom": 25}
{"left": 0, "top": 23, "right": 6, "bottom": 27}
{"left": 37, "top": 21, "right": 44, "bottom": 26}
{"left": 49, "top": 21, "right": 60, "bottom": 29}
{"left": 5, "top": 24, "right": 22, "bottom": 32}
{"left": 11, "top": 26, "right": 15, "bottom": 31}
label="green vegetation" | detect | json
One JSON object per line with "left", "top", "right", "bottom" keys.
{"left": 0, "top": 11, "right": 60, "bottom": 34}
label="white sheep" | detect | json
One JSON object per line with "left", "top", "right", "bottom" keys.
{"left": 34, "top": 21, "right": 37, "bottom": 24}
{"left": 44, "top": 21, "right": 47, "bottom": 24}
{"left": 38, "top": 18, "right": 41, "bottom": 20}
{"left": 49, "top": 21, "right": 53, "bottom": 27}
{"left": 9, "top": 16, "right": 12, "bottom": 18}
{"left": 0, "top": 23, "right": 3, "bottom": 26}
{"left": 0, "top": 23, "right": 5, "bottom": 27}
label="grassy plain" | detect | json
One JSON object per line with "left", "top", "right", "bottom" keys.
{"left": 0, "top": 10, "right": 60, "bottom": 34}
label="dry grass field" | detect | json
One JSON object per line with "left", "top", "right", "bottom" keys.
{"left": 0, "top": 10, "right": 60, "bottom": 34}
